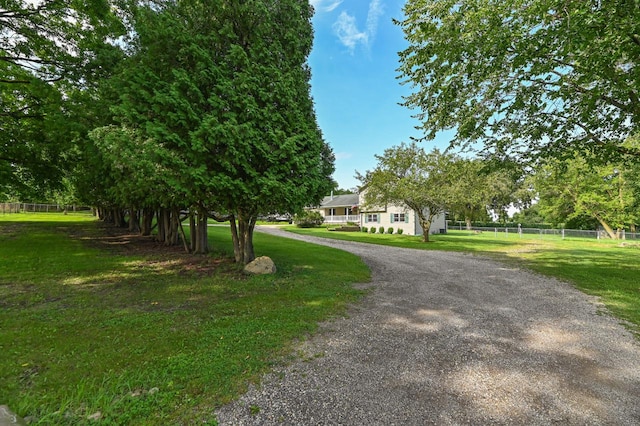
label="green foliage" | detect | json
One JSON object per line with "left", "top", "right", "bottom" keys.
{"left": 361, "top": 227, "right": 368, "bottom": 233}
{"left": 92, "top": 0, "right": 334, "bottom": 263}
{"left": 0, "top": 215, "right": 368, "bottom": 424}
{"left": 0, "top": 0, "right": 128, "bottom": 199}
{"left": 397, "top": 0, "right": 640, "bottom": 164}
{"left": 531, "top": 154, "right": 637, "bottom": 238}
{"left": 357, "top": 143, "right": 457, "bottom": 242}
{"left": 294, "top": 211, "right": 324, "bottom": 228}
{"left": 370, "top": 226, "right": 377, "bottom": 234}
{"left": 447, "top": 158, "right": 525, "bottom": 226}
{"left": 397, "top": 228, "right": 404, "bottom": 235}
{"left": 379, "top": 226, "right": 385, "bottom": 234}
{"left": 387, "top": 227, "right": 394, "bottom": 234}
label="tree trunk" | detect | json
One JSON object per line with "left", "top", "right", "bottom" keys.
{"left": 178, "top": 216, "right": 190, "bottom": 253}
{"left": 156, "top": 207, "right": 180, "bottom": 245}
{"left": 230, "top": 214, "right": 242, "bottom": 263}
{"left": 166, "top": 206, "right": 180, "bottom": 246}
{"left": 420, "top": 219, "right": 432, "bottom": 242}
{"left": 415, "top": 209, "right": 437, "bottom": 243}
{"left": 229, "top": 212, "right": 256, "bottom": 264}
{"left": 242, "top": 217, "right": 256, "bottom": 264}
{"left": 102, "top": 208, "right": 113, "bottom": 224}
{"left": 113, "top": 208, "right": 127, "bottom": 228}
{"left": 129, "top": 207, "right": 141, "bottom": 233}
{"left": 594, "top": 213, "right": 618, "bottom": 239}
{"left": 193, "top": 207, "right": 209, "bottom": 254}
{"left": 141, "top": 208, "right": 154, "bottom": 236}
{"left": 156, "top": 209, "right": 166, "bottom": 242}
{"left": 190, "top": 214, "right": 197, "bottom": 251}
{"left": 465, "top": 216, "right": 472, "bottom": 230}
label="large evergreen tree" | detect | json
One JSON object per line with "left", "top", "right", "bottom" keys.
{"left": 99, "top": 0, "right": 333, "bottom": 261}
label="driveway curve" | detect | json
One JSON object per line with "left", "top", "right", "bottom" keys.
{"left": 216, "top": 227, "right": 640, "bottom": 425}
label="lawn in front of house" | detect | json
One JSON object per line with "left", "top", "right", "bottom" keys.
{"left": 0, "top": 214, "right": 369, "bottom": 424}
{"left": 286, "top": 226, "right": 640, "bottom": 336}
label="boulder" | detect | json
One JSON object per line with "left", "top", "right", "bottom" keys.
{"left": 0, "top": 406, "right": 27, "bottom": 426}
{"left": 244, "top": 256, "right": 276, "bottom": 275}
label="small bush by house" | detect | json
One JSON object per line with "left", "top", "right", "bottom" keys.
{"left": 294, "top": 211, "right": 324, "bottom": 228}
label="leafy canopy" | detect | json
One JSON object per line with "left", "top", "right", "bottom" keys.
{"left": 357, "top": 142, "right": 457, "bottom": 242}
{"left": 397, "top": 0, "right": 640, "bottom": 163}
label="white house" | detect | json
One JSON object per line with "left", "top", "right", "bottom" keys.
{"left": 315, "top": 193, "right": 359, "bottom": 224}
{"left": 313, "top": 192, "right": 447, "bottom": 236}
{"left": 359, "top": 201, "right": 447, "bottom": 236}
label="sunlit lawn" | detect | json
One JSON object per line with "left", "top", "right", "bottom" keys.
{"left": 287, "top": 226, "right": 640, "bottom": 336}
{"left": 0, "top": 213, "right": 369, "bottom": 425}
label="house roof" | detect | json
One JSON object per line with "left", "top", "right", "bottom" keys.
{"left": 319, "top": 193, "right": 359, "bottom": 208}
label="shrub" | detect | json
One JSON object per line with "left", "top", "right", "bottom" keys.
{"left": 379, "top": 226, "right": 385, "bottom": 234}
{"left": 294, "top": 211, "right": 324, "bottom": 228}
{"left": 370, "top": 226, "right": 377, "bottom": 234}
{"left": 361, "top": 226, "right": 368, "bottom": 233}
{"left": 387, "top": 227, "right": 394, "bottom": 234}
{"left": 397, "top": 228, "right": 404, "bottom": 235}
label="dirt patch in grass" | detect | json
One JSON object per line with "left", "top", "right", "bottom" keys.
{"left": 75, "top": 222, "right": 238, "bottom": 278}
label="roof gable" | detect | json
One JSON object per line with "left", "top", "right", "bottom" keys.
{"left": 319, "top": 193, "right": 359, "bottom": 208}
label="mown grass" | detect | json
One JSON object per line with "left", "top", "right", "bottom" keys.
{"left": 0, "top": 213, "right": 369, "bottom": 425}
{"left": 287, "top": 226, "right": 640, "bottom": 336}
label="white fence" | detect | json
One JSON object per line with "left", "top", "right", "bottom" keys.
{"left": 464, "top": 226, "right": 638, "bottom": 240}
{"left": 1, "top": 203, "right": 92, "bottom": 214}
{"left": 323, "top": 215, "right": 360, "bottom": 224}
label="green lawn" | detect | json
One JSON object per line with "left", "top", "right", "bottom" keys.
{"left": 287, "top": 226, "right": 640, "bottom": 336}
{"left": 0, "top": 214, "right": 369, "bottom": 425}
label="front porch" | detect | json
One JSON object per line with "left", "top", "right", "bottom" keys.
{"left": 323, "top": 215, "right": 360, "bottom": 224}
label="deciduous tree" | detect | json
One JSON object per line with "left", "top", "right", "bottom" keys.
{"left": 0, "top": 0, "right": 128, "bottom": 198}
{"left": 357, "top": 143, "right": 456, "bottom": 242}
{"left": 532, "top": 155, "right": 637, "bottom": 238}
{"left": 397, "top": 0, "right": 640, "bottom": 163}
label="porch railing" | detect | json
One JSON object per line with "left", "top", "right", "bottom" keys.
{"left": 323, "top": 215, "right": 360, "bottom": 224}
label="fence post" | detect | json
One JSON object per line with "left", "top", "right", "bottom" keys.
{"left": 495, "top": 228, "right": 498, "bottom": 238}
{"left": 562, "top": 229, "right": 565, "bottom": 240}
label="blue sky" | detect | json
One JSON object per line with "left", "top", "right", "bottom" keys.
{"left": 308, "top": 0, "right": 453, "bottom": 190}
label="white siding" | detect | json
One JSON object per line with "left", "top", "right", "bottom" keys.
{"left": 357, "top": 192, "right": 446, "bottom": 236}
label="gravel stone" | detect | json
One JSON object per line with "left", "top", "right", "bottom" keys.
{"left": 215, "top": 227, "right": 640, "bottom": 425}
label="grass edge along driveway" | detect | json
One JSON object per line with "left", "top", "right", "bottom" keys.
{"left": 0, "top": 214, "right": 369, "bottom": 425}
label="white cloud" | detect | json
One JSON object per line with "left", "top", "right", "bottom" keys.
{"left": 332, "top": 1, "right": 385, "bottom": 54}
{"left": 325, "top": 1, "right": 343, "bottom": 12}
{"left": 333, "top": 11, "right": 368, "bottom": 53}
{"left": 335, "top": 152, "right": 353, "bottom": 160}
{"left": 366, "top": 0, "right": 384, "bottom": 45}
{"left": 311, "top": 0, "right": 343, "bottom": 13}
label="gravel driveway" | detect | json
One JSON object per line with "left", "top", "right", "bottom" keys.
{"left": 216, "top": 227, "right": 640, "bottom": 425}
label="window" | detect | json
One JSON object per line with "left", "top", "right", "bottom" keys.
{"left": 328, "top": 208, "right": 336, "bottom": 216}
{"left": 365, "top": 214, "right": 378, "bottom": 223}
{"left": 392, "top": 213, "right": 408, "bottom": 223}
